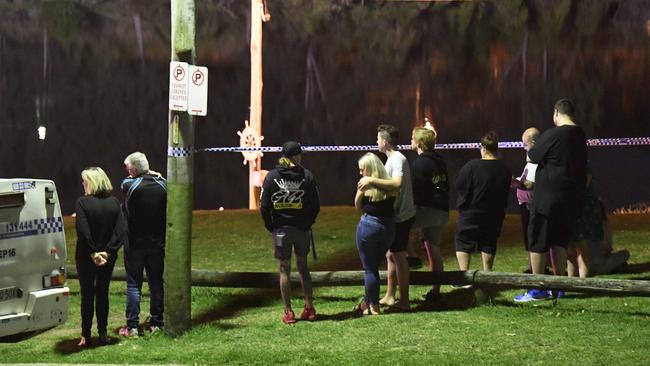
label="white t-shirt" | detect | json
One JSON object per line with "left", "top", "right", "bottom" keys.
{"left": 385, "top": 151, "right": 416, "bottom": 223}
{"left": 524, "top": 162, "right": 537, "bottom": 182}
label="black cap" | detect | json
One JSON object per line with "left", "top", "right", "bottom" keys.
{"left": 281, "top": 141, "right": 303, "bottom": 157}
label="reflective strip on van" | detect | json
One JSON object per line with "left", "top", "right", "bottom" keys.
{"left": 0, "top": 217, "right": 63, "bottom": 240}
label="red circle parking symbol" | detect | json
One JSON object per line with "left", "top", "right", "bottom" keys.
{"left": 173, "top": 66, "right": 185, "bottom": 81}
{"left": 192, "top": 70, "right": 205, "bottom": 86}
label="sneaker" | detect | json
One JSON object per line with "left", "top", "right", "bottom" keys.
{"left": 513, "top": 289, "right": 551, "bottom": 303}
{"left": 98, "top": 332, "right": 108, "bottom": 345}
{"left": 282, "top": 310, "right": 296, "bottom": 324}
{"left": 118, "top": 327, "right": 139, "bottom": 338}
{"left": 407, "top": 257, "right": 423, "bottom": 269}
{"left": 451, "top": 284, "right": 473, "bottom": 289}
{"left": 422, "top": 289, "right": 440, "bottom": 302}
{"left": 148, "top": 325, "right": 161, "bottom": 334}
{"left": 299, "top": 306, "right": 317, "bottom": 321}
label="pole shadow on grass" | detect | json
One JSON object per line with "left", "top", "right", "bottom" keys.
{"left": 191, "top": 288, "right": 277, "bottom": 327}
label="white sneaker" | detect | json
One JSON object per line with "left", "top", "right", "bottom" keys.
{"left": 118, "top": 327, "right": 139, "bottom": 338}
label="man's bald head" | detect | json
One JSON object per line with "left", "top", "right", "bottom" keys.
{"left": 522, "top": 127, "right": 540, "bottom": 151}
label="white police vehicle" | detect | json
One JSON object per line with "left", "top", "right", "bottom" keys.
{"left": 0, "top": 179, "right": 69, "bottom": 338}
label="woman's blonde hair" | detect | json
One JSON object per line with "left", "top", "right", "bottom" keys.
{"left": 358, "top": 153, "right": 394, "bottom": 202}
{"left": 277, "top": 156, "right": 295, "bottom": 168}
{"left": 412, "top": 127, "right": 437, "bottom": 152}
{"left": 81, "top": 167, "right": 113, "bottom": 195}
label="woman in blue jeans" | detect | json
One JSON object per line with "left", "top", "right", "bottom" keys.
{"left": 354, "top": 153, "right": 396, "bottom": 315}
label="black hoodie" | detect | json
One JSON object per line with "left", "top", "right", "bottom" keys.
{"left": 260, "top": 164, "right": 320, "bottom": 232}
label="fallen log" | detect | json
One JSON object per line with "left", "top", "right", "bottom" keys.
{"left": 66, "top": 267, "right": 650, "bottom": 297}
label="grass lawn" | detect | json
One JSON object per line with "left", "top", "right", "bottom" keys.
{"left": 2, "top": 207, "right": 650, "bottom": 365}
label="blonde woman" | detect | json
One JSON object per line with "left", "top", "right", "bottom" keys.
{"left": 75, "top": 167, "right": 126, "bottom": 346}
{"left": 354, "top": 153, "right": 396, "bottom": 315}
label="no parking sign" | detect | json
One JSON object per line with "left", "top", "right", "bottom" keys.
{"left": 168, "top": 62, "right": 208, "bottom": 116}
{"left": 188, "top": 65, "right": 208, "bottom": 116}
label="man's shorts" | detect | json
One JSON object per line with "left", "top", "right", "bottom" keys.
{"left": 413, "top": 206, "right": 449, "bottom": 247}
{"left": 454, "top": 211, "right": 504, "bottom": 255}
{"left": 273, "top": 226, "right": 310, "bottom": 260}
{"left": 527, "top": 209, "right": 577, "bottom": 253}
{"left": 390, "top": 216, "right": 415, "bottom": 253}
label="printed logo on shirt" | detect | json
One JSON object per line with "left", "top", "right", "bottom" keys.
{"left": 271, "top": 179, "right": 304, "bottom": 209}
{"left": 431, "top": 174, "right": 447, "bottom": 185}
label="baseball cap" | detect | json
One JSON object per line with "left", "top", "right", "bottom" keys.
{"left": 281, "top": 141, "right": 302, "bottom": 157}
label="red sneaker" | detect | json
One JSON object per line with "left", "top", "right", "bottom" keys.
{"left": 299, "top": 306, "right": 317, "bottom": 321}
{"left": 282, "top": 310, "right": 296, "bottom": 324}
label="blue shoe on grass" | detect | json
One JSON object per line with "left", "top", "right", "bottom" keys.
{"left": 514, "top": 289, "right": 551, "bottom": 303}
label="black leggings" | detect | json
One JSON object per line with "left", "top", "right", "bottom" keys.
{"left": 76, "top": 255, "right": 117, "bottom": 338}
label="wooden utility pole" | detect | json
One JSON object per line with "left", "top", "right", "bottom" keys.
{"left": 248, "top": 0, "right": 266, "bottom": 209}
{"left": 165, "top": 0, "right": 195, "bottom": 336}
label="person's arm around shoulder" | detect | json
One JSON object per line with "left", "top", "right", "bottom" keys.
{"left": 357, "top": 175, "right": 402, "bottom": 192}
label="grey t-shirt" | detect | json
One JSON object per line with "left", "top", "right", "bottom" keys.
{"left": 385, "top": 151, "right": 416, "bottom": 223}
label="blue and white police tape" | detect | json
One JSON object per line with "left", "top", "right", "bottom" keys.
{"left": 196, "top": 136, "right": 650, "bottom": 153}
{"left": 168, "top": 146, "right": 194, "bottom": 157}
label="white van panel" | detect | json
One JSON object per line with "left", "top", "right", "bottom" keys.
{"left": 0, "top": 179, "right": 68, "bottom": 338}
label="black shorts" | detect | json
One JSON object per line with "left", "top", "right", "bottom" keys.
{"left": 273, "top": 226, "right": 310, "bottom": 260}
{"left": 454, "top": 211, "right": 505, "bottom": 255}
{"left": 527, "top": 209, "right": 577, "bottom": 253}
{"left": 389, "top": 216, "right": 415, "bottom": 253}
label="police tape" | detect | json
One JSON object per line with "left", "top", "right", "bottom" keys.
{"left": 196, "top": 137, "right": 650, "bottom": 153}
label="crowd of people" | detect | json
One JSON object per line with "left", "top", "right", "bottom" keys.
{"left": 259, "top": 98, "right": 630, "bottom": 323}
{"left": 74, "top": 152, "right": 167, "bottom": 346}
{"left": 74, "top": 98, "right": 631, "bottom": 335}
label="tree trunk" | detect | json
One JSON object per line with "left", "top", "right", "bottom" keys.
{"left": 165, "top": 0, "right": 195, "bottom": 337}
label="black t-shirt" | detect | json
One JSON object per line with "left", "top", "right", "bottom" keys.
{"left": 455, "top": 159, "right": 511, "bottom": 214}
{"left": 528, "top": 125, "right": 587, "bottom": 215}
{"left": 411, "top": 151, "right": 449, "bottom": 211}
{"left": 361, "top": 196, "right": 395, "bottom": 218}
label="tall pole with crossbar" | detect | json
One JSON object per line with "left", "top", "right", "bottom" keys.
{"left": 165, "top": 0, "right": 195, "bottom": 336}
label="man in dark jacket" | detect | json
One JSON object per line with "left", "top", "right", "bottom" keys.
{"left": 260, "top": 141, "right": 320, "bottom": 324}
{"left": 118, "top": 152, "right": 167, "bottom": 337}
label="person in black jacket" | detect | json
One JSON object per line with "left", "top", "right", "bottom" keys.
{"left": 119, "top": 152, "right": 167, "bottom": 337}
{"left": 75, "top": 167, "right": 126, "bottom": 347}
{"left": 454, "top": 132, "right": 512, "bottom": 273}
{"left": 410, "top": 126, "right": 450, "bottom": 301}
{"left": 260, "top": 141, "right": 320, "bottom": 324}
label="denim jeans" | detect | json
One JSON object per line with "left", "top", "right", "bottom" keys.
{"left": 124, "top": 244, "right": 165, "bottom": 328}
{"left": 356, "top": 214, "right": 394, "bottom": 305}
